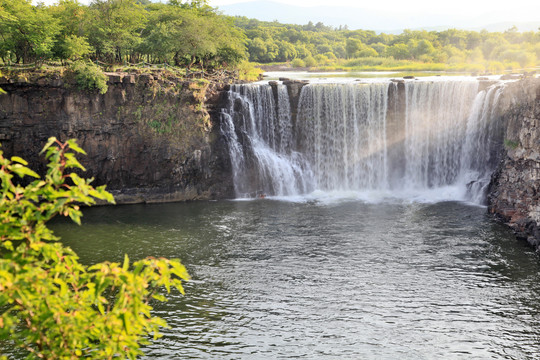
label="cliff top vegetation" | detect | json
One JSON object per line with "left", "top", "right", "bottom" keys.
{"left": 0, "top": 0, "right": 539, "bottom": 75}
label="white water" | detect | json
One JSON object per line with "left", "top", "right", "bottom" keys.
{"left": 220, "top": 84, "right": 314, "bottom": 197}
{"left": 220, "top": 79, "right": 504, "bottom": 204}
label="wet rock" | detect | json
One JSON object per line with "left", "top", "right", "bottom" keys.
{"left": 488, "top": 77, "right": 540, "bottom": 250}
{"left": 500, "top": 74, "right": 521, "bottom": 80}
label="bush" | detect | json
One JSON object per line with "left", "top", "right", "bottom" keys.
{"left": 0, "top": 138, "right": 189, "bottom": 359}
{"left": 69, "top": 60, "right": 108, "bottom": 94}
{"left": 291, "top": 58, "right": 306, "bottom": 68}
{"left": 314, "top": 54, "right": 329, "bottom": 65}
{"left": 486, "top": 61, "right": 505, "bottom": 72}
{"left": 237, "top": 61, "right": 263, "bottom": 81}
{"left": 303, "top": 55, "right": 317, "bottom": 67}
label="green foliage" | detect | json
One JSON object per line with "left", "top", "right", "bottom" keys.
{"left": 138, "top": 3, "right": 246, "bottom": 67}
{"left": 237, "top": 60, "right": 262, "bottom": 81}
{"left": 291, "top": 58, "right": 305, "bottom": 68}
{"left": 0, "top": 138, "right": 190, "bottom": 359}
{"left": 85, "top": 0, "right": 148, "bottom": 63}
{"left": 504, "top": 139, "right": 520, "bottom": 149}
{"left": 233, "top": 18, "right": 539, "bottom": 72}
{"left": 0, "top": 0, "right": 539, "bottom": 74}
{"left": 0, "top": 0, "right": 61, "bottom": 63}
{"left": 69, "top": 60, "right": 108, "bottom": 94}
{"left": 58, "top": 35, "right": 93, "bottom": 61}
{"left": 303, "top": 55, "right": 317, "bottom": 67}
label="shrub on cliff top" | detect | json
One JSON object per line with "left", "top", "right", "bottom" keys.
{"left": 69, "top": 60, "right": 108, "bottom": 94}
{"left": 237, "top": 60, "right": 263, "bottom": 81}
{"left": 0, "top": 138, "right": 189, "bottom": 359}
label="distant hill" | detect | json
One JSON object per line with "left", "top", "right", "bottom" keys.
{"left": 217, "top": 0, "right": 540, "bottom": 33}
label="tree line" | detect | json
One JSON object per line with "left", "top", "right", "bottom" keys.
{"left": 236, "top": 18, "right": 540, "bottom": 70}
{"left": 1, "top": 0, "right": 539, "bottom": 72}
{"left": 0, "top": 0, "right": 246, "bottom": 68}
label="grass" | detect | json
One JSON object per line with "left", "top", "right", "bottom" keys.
{"left": 262, "top": 57, "right": 540, "bottom": 75}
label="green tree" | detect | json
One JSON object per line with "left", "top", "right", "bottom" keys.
{"left": 49, "top": 0, "right": 93, "bottom": 61}
{"left": 345, "top": 38, "right": 362, "bottom": 58}
{"left": 85, "top": 0, "right": 147, "bottom": 63}
{"left": 0, "top": 138, "right": 189, "bottom": 359}
{"left": 303, "top": 55, "right": 316, "bottom": 67}
{"left": 386, "top": 43, "right": 410, "bottom": 60}
{"left": 140, "top": 4, "right": 245, "bottom": 67}
{"left": 58, "top": 35, "right": 93, "bottom": 61}
{"left": 277, "top": 40, "right": 297, "bottom": 62}
{"left": 0, "top": 0, "right": 61, "bottom": 63}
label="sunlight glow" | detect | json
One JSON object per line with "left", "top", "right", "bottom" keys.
{"left": 210, "top": 0, "right": 540, "bottom": 22}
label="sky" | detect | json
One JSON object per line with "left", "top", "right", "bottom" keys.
{"left": 209, "top": 0, "right": 540, "bottom": 22}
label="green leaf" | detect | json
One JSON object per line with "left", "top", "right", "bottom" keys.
{"left": 152, "top": 294, "right": 166, "bottom": 302}
{"left": 39, "top": 137, "right": 57, "bottom": 155}
{"left": 10, "top": 156, "right": 28, "bottom": 165}
{"left": 123, "top": 254, "right": 130, "bottom": 272}
{"left": 10, "top": 164, "right": 39, "bottom": 179}
{"left": 67, "top": 208, "right": 82, "bottom": 225}
{"left": 66, "top": 139, "right": 87, "bottom": 155}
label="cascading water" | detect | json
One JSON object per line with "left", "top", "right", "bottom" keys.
{"left": 220, "top": 79, "right": 504, "bottom": 203}
{"left": 219, "top": 84, "right": 314, "bottom": 197}
{"left": 296, "top": 83, "right": 391, "bottom": 190}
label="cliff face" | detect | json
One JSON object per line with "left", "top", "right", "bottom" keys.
{"left": 0, "top": 72, "right": 234, "bottom": 203}
{"left": 488, "top": 77, "right": 540, "bottom": 249}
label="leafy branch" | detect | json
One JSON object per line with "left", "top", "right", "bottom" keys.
{"left": 0, "top": 137, "right": 189, "bottom": 360}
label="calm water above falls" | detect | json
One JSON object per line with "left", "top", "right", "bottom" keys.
{"left": 52, "top": 199, "right": 540, "bottom": 359}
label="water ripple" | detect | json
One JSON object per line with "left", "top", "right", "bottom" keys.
{"left": 51, "top": 200, "right": 540, "bottom": 359}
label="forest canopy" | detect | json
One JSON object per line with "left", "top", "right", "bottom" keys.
{"left": 0, "top": 0, "right": 539, "bottom": 72}
{"left": 235, "top": 18, "right": 540, "bottom": 72}
{"left": 0, "top": 0, "right": 246, "bottom": 68}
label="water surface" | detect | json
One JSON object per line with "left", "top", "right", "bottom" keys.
{"left": 52, "top": 199, "right": 540, "bottom": 359}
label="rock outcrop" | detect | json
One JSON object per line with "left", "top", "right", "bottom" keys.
{"left": 0, "top": 71, "right": 234, "bottom": 203}
{"left": 488, "top": 77, "right": 540, "bottom": 249}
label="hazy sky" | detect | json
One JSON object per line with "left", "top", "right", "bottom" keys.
{"left": 209, "top": 0, "right": 540, "bottom": 23}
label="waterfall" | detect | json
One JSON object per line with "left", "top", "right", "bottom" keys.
{"left": 219, "top": 84, "right": 314, "bottom": 197}
{"left": 220, "top": 79, "right": 504, "bottom": 203}
{"left": 296, "top": 83, "right": 390, "bottom": 190}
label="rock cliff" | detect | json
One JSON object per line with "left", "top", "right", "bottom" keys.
{"left": 488, "top": 77, "right": 540, "bottom": 249}
{"left": 0, "top": 71, "right": 234, "bottom": 203}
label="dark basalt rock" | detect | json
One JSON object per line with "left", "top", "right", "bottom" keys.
{"left": 487, "top": 77, "right": 540, "bottom": 250}
{"left": 0, "top": 72, "right": 234, "bottom": 204}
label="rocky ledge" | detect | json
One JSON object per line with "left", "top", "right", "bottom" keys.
{"left": 488, "top": 77, "right": 540, "bottom": 250}
{"left": 0, "top": 70, "right": 234, "bottom": 203}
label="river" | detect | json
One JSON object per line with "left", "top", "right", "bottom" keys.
{"left": 52, "top": 198, "right": 540, "bottom": 359}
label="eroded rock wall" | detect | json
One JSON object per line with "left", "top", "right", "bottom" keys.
{"left": 0, "top": 72, "right": 233, "bottom": 203}
{"left": 488, "top": 77, "right": 540, "bottom": 249}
